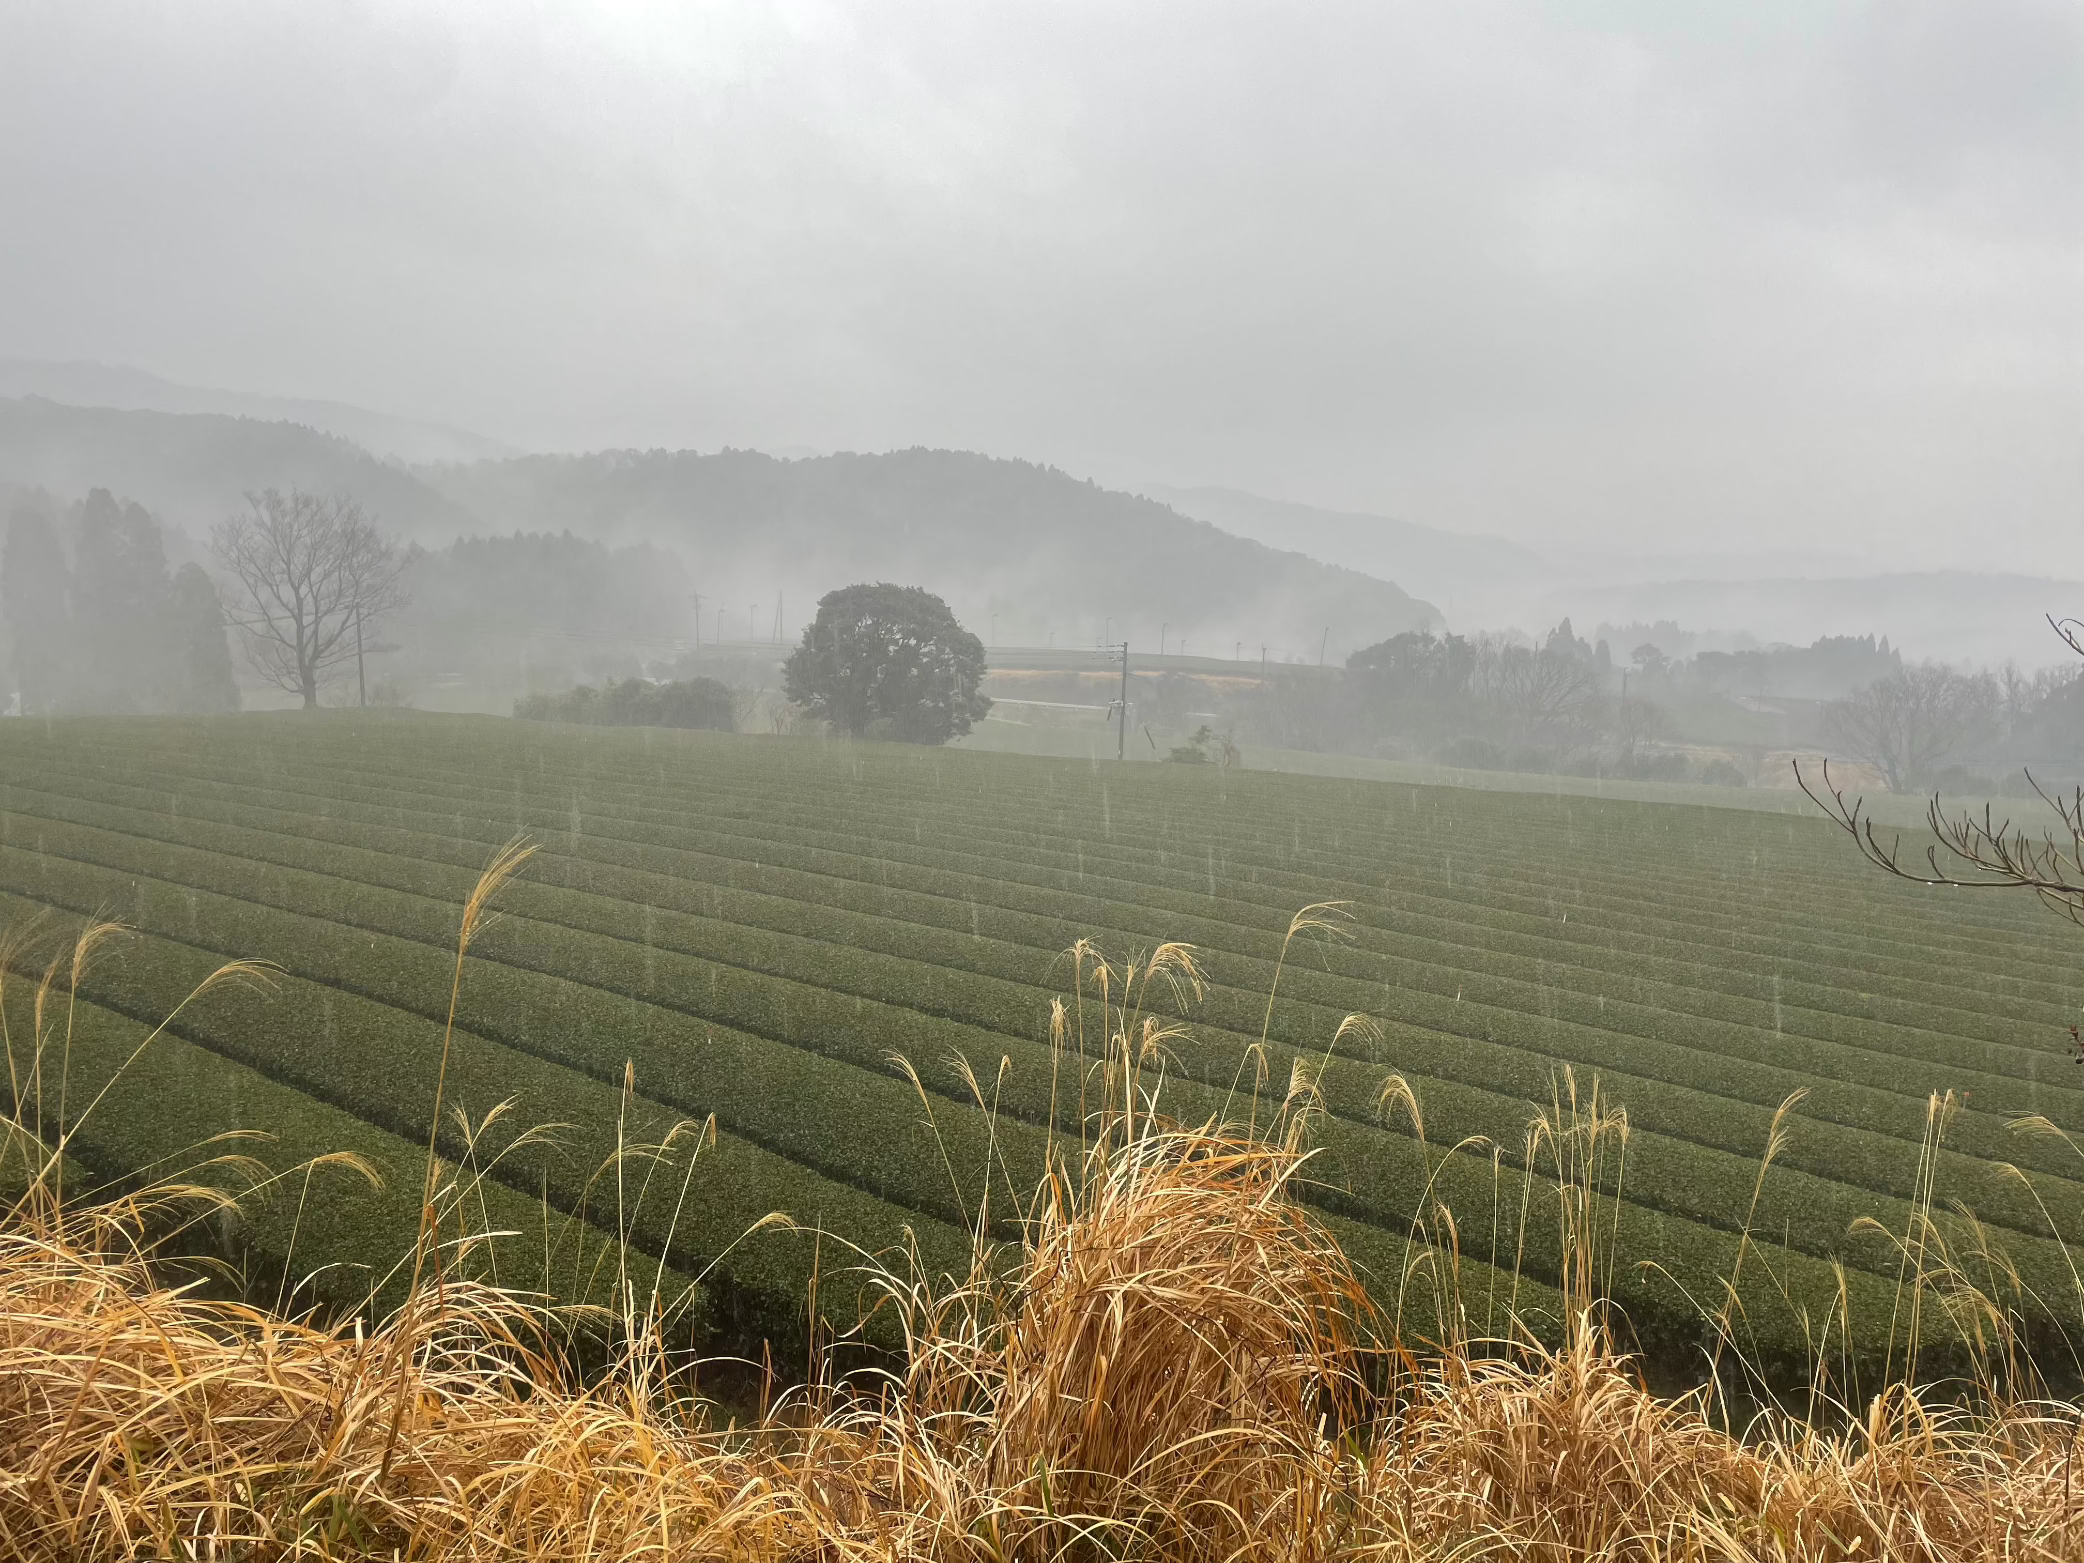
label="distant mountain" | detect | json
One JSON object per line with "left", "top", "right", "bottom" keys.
{"left": 425, "top": 448, "right": 1439, "bottom": 658}
{"left": 0, "top": 359, "right": 515, "bottom": 466}
{"left": 1565, "top": 573, "right": 2084, "bottom": 670}
{"left": 0, "top": 400, "right": 1435, "bottom": 659}
{"left": 0, "top": 397, "right": 475, "bottom": 539}
{"left": 1141, "top": 485, "right": 1550, "bottom": 606}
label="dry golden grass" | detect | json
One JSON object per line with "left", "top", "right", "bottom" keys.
{"left": 6, "top": 1128, "right": 2082, "bottom": 1561}
{"left": 2, "top": 850, "right": 2081, "bottom": 1560}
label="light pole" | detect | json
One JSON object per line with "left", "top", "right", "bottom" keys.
{"left": 1104, "top": 639, "right": 1129, "bottom": 762}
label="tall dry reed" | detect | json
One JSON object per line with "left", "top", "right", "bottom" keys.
{"left": 1, "top": 858, "right": 2080, "bottom": 1560}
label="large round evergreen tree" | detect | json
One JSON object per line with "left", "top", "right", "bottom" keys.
{"left": 783, "top": 583, "right": 990, "bottom": 744}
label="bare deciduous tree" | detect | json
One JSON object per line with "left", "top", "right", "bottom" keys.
{"left": 1462, "top": 635, "right": 1605, "bottom": 760}
{"left": 1823, "top": 664, "right": 1998, "bottom": 791}
{"left": 212, "top": 489, "right": 409, "bottom": 708}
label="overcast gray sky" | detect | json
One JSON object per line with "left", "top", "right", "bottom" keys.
{"left": 2, "top": 0, "right": 2078, "bottom": 568}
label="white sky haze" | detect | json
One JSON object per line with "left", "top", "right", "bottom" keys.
{"left": 1, "top": 0, "right": 2078, "bottom": 570}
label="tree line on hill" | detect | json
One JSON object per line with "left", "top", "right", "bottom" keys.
{"left": 1103, "top": 621, "right": 2084, "bottom": 792}
{"left": 1205, "top": 620, "right": 1712, "bottom": 780}
{"left": 2, "top": 474, "right": 1006, "bottom": 739}
{"left": 392, "top": 531, "right": 694, "bottom": 704}
{"left": 2, "top": 490, "right": 236, "bottom": 715}
{"left": 2, "top": 483, "right": 430, "bottom": 715}
{"left": 1, "top": 482, "right": 713, "bottom": 717}
{"left": 8, "top": 451, "right": 2068, "bottom": 799}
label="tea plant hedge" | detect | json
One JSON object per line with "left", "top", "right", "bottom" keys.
{"left": 5, "top": 713, "right": 2082, "bottom": 1377}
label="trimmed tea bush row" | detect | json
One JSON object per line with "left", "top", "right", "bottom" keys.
{"left": 4, "top": 715, "right": 2079, "bottom": 1371}
{"left": 0, "top": 810, "right": 2034, "bottom": 1359}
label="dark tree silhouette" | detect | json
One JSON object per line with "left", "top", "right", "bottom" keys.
{"left": 783, "top": 583, "right": 990, "bottom": 743}
{"left": 1823, "top": 664, "right": 1998, "bottom": 792}
{"left": 2, "top": 506, "right": 71, "bottom": 715}
{"left": 213, "top": 488, "right": 408, "bottom": 708}
{"left": 72, "top": 489, "right": 173, "bottom": 713}
{"left": 169, "top": 563, "right": 239, "bottom": 713}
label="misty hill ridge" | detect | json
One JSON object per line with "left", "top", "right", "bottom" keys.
{"left": 0, "top": 359, "right": 515, "bottom": 466}
{"left": 0, "top": 396, "right": 479, "bottom": 541}
{"left": 424, "top": 445, "right": 1441, "bottom": 654}
{"left": 1568, "top": 571, "right": 2084, "bottom": 671}
{"left": 1143, "top": 483, "right": 1551, "bottom": 604}
{"left": 0, "top": 397, "right": 1438, "bottom": 657}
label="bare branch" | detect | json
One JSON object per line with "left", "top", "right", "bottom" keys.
{"left": 210, "top": 489, "right": 409, "bottom": 708}
{"left": 1795, "top": 758, "right": 2084, "bottom": 927}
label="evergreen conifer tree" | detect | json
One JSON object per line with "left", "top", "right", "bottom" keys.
{"left": 1, "top": 505, "right": 73, "bottom": 714}
{"left": 170, "top": 563, "right": 239, "bottom": 712}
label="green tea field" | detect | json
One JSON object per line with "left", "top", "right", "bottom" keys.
{"left": 3, "top": 712, "right": 2082, "bottom": 1376}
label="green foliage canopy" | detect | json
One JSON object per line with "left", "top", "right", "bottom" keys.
{"left": 783, "top": 582, "right": 990, "bottom": 744}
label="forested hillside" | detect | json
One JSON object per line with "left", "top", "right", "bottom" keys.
{"left": 0, "top": 399, "right": 1439, "bottom": 661}
{"left": 426, "top": 446, "right": 1438, "bottom": 657}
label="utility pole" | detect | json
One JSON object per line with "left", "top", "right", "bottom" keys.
{"left": 1104, "top": 638, "right": 1129, "bottom": 762}
{"left": 1319, "top": 626, "right": 1329, "bottom": 666}
{"left": 691, "top": 592, "right": 704, "bottom": 651}
{"left": 355, "top": 604, "right": 366, "bottom": 708}
{"left": 1160, "top": 622, "right": 1167, "bottom": 657}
